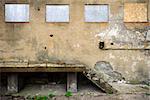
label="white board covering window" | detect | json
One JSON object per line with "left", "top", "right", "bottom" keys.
{"left": 85, "top": 5, "right": 109, "bottom": 22}
{"left": 5, "top": 4, "right": 29, "bottom": 22}
{"left": 46, "top": 5, "right": 69, "bottom": 22}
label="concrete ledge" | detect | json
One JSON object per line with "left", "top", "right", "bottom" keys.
{"left": 0, "top": 62, "right": 86, "bottom": 72}
{"left": 0, "top": 67, "right": 85, "bottom": 72}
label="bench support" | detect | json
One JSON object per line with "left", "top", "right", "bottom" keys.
{"left": 67, "top": 72, "right": 77, "bottom": 93}
{"left": 7, "top": 74, "right": 18, "bottom": 93}
{"left": 0, "top": 74, "right": 2, "bottom": 94}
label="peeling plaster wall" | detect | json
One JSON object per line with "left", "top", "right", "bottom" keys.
{"left": 0, "top": 0, "right": 150, "bottom": 82}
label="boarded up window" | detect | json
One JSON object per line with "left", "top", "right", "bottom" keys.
{"left": 5, "top": 4, "right": 29, "bottom": 22}
{"left": 124, "top": 3, "right": 148, "bottom": 22}
{"left": 85, "top": 5, "right": 109, "bottom": 22}
{"left": 46, "top": 5, "right": 69, "bottom": 22}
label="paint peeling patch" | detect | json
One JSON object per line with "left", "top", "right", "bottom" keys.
{"left": 96, "top": 21, "right": 150, "bottom": 49}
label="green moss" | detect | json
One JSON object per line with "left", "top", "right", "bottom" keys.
{"left": 145, "top": 93, "right": 150, "bottom": 96}
{"left": 26, "top": 92, "right": 56, "bottom": 100}
{"left": 129, "top": 80, "right": 140, "bottom": 84}
{"left": 34, "top": 95, "right": 48, "bottom": 100}
{"left": 26, "top": 95, "right": 34, "bottom": 100}
{"left": 65, "top": 91, "right": 72, "bottom": 97}
{"left": 48, "top": 92, "right": 55, "bottom": 98}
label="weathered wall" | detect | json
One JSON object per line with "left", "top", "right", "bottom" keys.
{"left": 0, "top": 0, "right": 150, "bottom": 83}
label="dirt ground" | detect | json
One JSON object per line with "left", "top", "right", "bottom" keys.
{"left": 0, "top": 83, "right": 149, "bottom": 100}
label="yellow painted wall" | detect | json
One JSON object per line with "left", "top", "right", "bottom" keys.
{"left": 0, "top": 0, "right": 150, "bottom": 82}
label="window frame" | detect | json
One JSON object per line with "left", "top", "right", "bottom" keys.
{"left": 45, "top": 4, "right": 70, "bottom": 23}
{"left": 4, "top": 3, "right": 30, "bottom": 23}
{"left": 84, "top": 4, "right": 109, "bottom": 22}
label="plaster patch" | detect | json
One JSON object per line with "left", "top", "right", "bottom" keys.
{"left": 96, "top": 20, "right": 147, "bottom": 49}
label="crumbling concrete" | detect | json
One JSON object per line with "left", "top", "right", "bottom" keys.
{"left": 94, "top": 61, "right": 124, "bottom": 83}
{"left": 83, "top": 61, "right": 125, "bottom": 93}
{"left": 83, "top": 61, "right": 150, "bottom": 94}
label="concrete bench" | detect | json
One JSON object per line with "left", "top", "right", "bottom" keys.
{"left": 0, "top": 61, "right": 86, "bottom": 94}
